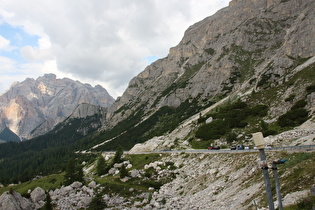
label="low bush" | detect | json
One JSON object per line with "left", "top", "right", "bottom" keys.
{"left": 195, "top": 119, "right": 228, "bottom": 140}
{"left": 226, "top": 132, "right": 237, "bottom": 143}
{"left": 278, "top": 108, "right": 308, "bottom": 127}
{"left": 285, "top": 94, "right": 295, "bottom": 102}
{"left": 88, "top": 193, "right": 108, "bottom": 210}
{"left": 195, "top": 101, "right": 269, "bottom": 141}
{"left": 306, "top": 84, "right": 315, "bottom": 94}
{"left": 262, "top": 129, "right": 277, "bottom": 136}
{"left": 249, "top": 104, "right": 268, "bottom": 117}
{"left": 291, "top": 99, "right": 307, "bottom": 110}
{"left": 278, "top": 99, "right": 309, "bottom": 127}
{"left": 296, "top": 196, "right": 315, "bottom": 210}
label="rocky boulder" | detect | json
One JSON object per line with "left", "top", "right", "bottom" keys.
{"left": 30, "top": 187, "right": 46, "bottom": 209}
{"left": 30, "top": 187, "right": 46, "bottom": 203}
{"left": 0, "top": 190, "right": 35, "bottom": 210}
{"left": 49, "top": 182, "right": 94, "bottom": 209}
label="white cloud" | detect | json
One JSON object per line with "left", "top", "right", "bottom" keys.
{"left": 0, "top": 56, "right": 42, "bottom": 94}
{"left": 0, "top": 35, "right": 11, "bottom": 50}
{"left": 19, "top": 35, "right": 52, "bottom": 61}
{"left": 0, "top": 56, "right": 16, "bottom": 72}
{"left": 20, "top": 44, "right": 52, "bottom": 61}
{"left": 0, "top": 0, "right": 230, "bottom": 98}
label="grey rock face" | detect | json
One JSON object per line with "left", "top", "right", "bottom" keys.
{"left": 0, "top": 74, "right": 114, "bottom": 139}
{"left": 69, "top": 103, "right": 107, "bottom": 119}
{"left": 105, "top": 0, "right": 315, "bottom": 129}
{"left": 0, "top": 191, "right": 35, "bottom": 210}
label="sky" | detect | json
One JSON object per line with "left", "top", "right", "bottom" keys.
{"left": 0, "top": 0, "right": 230, "bottom": 98}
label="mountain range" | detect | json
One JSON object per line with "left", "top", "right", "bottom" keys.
{"left": 0, "top": 0, "right": 314, "bottom": 189}
{"left": 0, "top": 74, "right": 114, "bottom": 141}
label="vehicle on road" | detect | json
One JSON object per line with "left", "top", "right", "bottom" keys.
{"left": 213, "top": 146, "right": 220, "bottom": 150}
{"left": 230, "top": 145, "right": 237, "bottom": 150}
{"left": 237, "top": 145, "right": 245, "bottom": 150}
{"left": 208, "top": 146, "right": 220, "bottom": 150}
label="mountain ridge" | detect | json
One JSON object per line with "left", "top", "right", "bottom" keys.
{"left": 100, "top": 0, "right": 314, "bottom": 134}
{"left": 0, "top": 127, "right": 21, "bottom": 142}
{"left": 0, "top": 74, "right": 114, "bottom": 140}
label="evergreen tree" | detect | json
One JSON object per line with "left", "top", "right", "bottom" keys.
{"left": 96, "top": 155, "right": 107, "bottom": 176}
{"left": 119, "top": 164, "right": 128, "bottom": 178}
{"left": 76, "top": 164, "right": 84, "bottom": 183}
{"left": 88, "top": 193, "right": 107, "bottom": 210}
{"left": 43, "top": 193, "right": 52, "bottom": 210}
{"left": 113, "top": 146, "right": 123, "bottom": 164}
{"left": 64, "top": 157, "right": 83, "bottom": 185}
{"left": 64, "top": 158, "right": 76, "bottom": 185}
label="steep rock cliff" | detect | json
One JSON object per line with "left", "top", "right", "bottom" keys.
{"left": 105, "top": 0, "right": 315, "bottom": 130}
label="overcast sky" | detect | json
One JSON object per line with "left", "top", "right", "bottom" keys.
{"left": 0, "top": 0, "right": 230, "bottom": 98}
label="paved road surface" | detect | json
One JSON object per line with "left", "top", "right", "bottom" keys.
{"left": 127, "top": 144, "right": 315, "bottom": 154}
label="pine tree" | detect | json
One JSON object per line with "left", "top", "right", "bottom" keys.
{"left": 87, "top": 193, "right": 107, "bottom": 210}
{"left": 96, "top": 155, "right": 107, "bottom": 176}
{"left": 64, "top": 157, "right": 83, "bottom": 185}
{"left": 75, "top": 164, "right": 84, "bottom": 183}
{"left": 64, "top": 158, "right": 75, "bottom": 185}
{"left": 43, "top": 193, "right": 52, "bottom": 210}
{"left": 113, "top": 146, "right": 123, "bottom": 164}
{"left": 119, "top": 164, "right": 128, "bottom": 178}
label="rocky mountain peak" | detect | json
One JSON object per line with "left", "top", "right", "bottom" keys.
{"left": 0, "top": 74, "right": 115, "bottom": 140}
{"left": 40, "top": 73, "right": 57, "bottom": 80}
